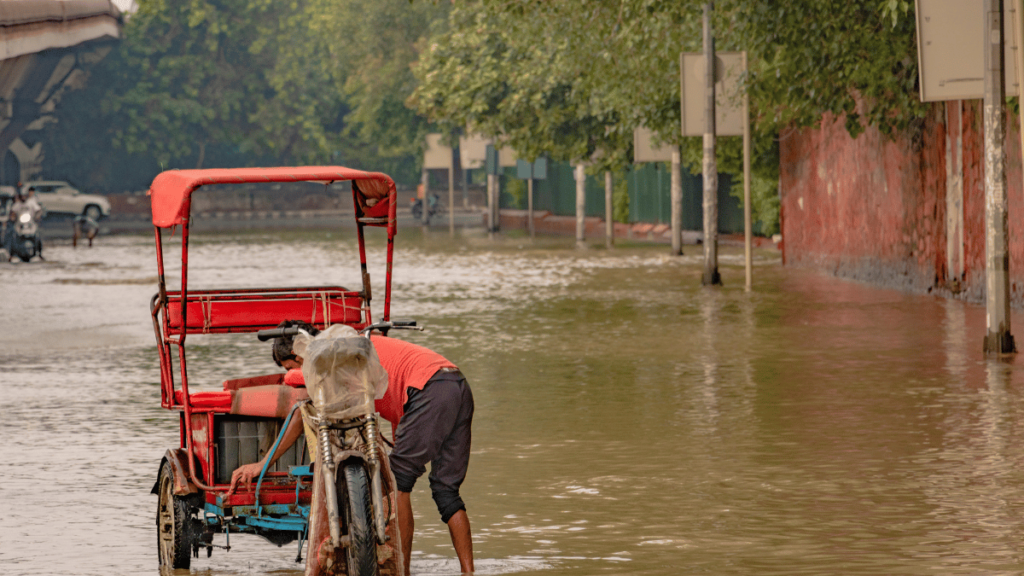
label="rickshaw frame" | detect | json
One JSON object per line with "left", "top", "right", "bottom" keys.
{"left": 147, "top": 166, "right": 398, "bottom": 560}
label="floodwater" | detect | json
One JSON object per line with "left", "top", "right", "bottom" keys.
{"left": 4, "top": 225, "right": 1024, "bottom": 576}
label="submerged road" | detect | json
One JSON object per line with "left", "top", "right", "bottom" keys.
{"left": 2, "top": 228, "right": 1024, "bottom": 575}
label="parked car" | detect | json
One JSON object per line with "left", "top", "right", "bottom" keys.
{"left": 20, "top": 180, "right": 111, "bottom": 219}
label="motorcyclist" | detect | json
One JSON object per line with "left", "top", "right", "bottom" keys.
{"left": 10, "top": 189, "right": 44, "bottom": 260}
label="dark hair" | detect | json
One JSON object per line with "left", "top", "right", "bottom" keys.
{"left": 272, "top": 319, "right": 320, "bottom": 367}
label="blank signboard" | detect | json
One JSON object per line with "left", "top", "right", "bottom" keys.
{"left": 915, "top": 0, "right": 1020, "bottom": 101}
{"left": 680, "top": 52, "right": 745, "bottom": 137}
{"left": 459, "top": 133, "right": 489, "bottom": 170}
{"left": 423, "top": 133, "right": 453, "bottom": 169}
{"left": 633, "top": 126, "right": 675, "bottom": 162}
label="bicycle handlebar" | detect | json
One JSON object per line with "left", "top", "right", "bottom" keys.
{"left": 256, "top": 319, "right": 422, "bottom": 341}
{"left": 256, "top": 326, "right": 301, "bottom": 341}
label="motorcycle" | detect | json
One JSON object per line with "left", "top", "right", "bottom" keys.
{"left": 9, "top": 207, "right": 42, "bottom": 262}
{"left": 410, "top": 193, "right": 445, "bottom": 224}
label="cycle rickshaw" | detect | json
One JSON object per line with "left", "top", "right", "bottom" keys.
{"left": 147, "top": 167, "right": 405, "bottom": 575}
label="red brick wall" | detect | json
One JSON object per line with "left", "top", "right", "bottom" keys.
{"left": 780, "top": 100, "right": 1024, "bottom": 304}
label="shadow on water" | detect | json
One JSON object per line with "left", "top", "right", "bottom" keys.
{"left": 4, "top": 228, "right": 1024, "bottom": 575}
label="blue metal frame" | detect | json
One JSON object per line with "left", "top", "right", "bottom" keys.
{"left": 201, "top": 404, "right": 315, "bottom": 537}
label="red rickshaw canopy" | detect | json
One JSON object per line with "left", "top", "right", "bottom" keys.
{"left": 148, "top": 166, "right": 396, "bottom": 228}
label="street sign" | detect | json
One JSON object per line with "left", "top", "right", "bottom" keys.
{"left": 915, "top": 0, "right": 1020, "bottom": 101}
{"left": 680, "top": 51, "right": 746, "bottom": 137}
{"left": 633, "top": 126, "right": 675, "bottom": 162}
{"left": 423, "top": 133, "right": 453, "bottom": 169}
{"left": 459, "top": 133, "right": 489, "bottom": 170}
{"left": 516, "top": 157, "right": 548, "bottom": 180}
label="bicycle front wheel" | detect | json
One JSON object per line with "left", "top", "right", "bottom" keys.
{"left": 339, "top": 461, "right": 378, "bottom": 576}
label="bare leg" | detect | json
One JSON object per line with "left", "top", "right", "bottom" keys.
{"left": 398, "top": 491, "right": 413, "bottom": 576}
{"left": 446, "top": 509, "right": 474, "bottom": 573}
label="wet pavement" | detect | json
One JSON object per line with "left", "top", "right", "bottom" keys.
{"left": 3, "top": 226, "right": 1024, "bottom": 575}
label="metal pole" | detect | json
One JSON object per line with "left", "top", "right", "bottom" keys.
{"left": 702, "top": 1, "right": 721, "bottom": 285}
{"left": 493, "top": 171, "right": 501, "bottom": 233}
{"left": 460, "top": 150, "right": 469, "bottom": 209}
{"left": 421, "top": 168, "right": 430, "bottom": 227}
{"left": 671, "top": 147, "right": 683, "bottom": 255}
{"left": 946, "top": 101, "right": 965, "bottom": 290}
{"left": 983, "top": 0, "right": 1016, "bottom": 354}
{"left": 575, "top": 163, "right": 586, "bottom": 247}
{"left": 449, "top": 151, "right": 455, "bottom": 235}
{"left": 486, "top": 173, "right": 495, "bottom": 233}
{"left": 527, "top": 177, "right": 535, "bottom": 238}
{"left": 742, "top": 51, "right": 752, "bottom": 291}
{"left": 605, "top": 170, "right": 614, "bottom": 249}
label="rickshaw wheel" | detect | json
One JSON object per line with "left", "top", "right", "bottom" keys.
{"left": 340, "top": 461, "right": 378, "bottom": 576}
{"left": 156, "top": 461, "right": 192, "bottom": 569}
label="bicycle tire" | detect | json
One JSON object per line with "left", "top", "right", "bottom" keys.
{"left": 338, "top": 461, "right": 378, "bottom": 576}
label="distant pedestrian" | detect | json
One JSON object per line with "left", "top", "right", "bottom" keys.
{"left": 73, "top": 214, "right": 98, "bottom": 248}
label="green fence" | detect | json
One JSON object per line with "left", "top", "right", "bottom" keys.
{"left": 498, "top": 160, "right": 744, "bottom": 234}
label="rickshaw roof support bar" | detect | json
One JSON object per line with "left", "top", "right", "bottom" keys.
{"left": 178, "top": 203, "right": 216, "bottom": 492}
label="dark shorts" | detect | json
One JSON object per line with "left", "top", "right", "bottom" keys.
{"left": 390, "top": 369, "right": 474, "bottom": 523}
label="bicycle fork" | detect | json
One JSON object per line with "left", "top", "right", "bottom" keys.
{"left": 364, "top": 416, "right": 388, "bottom": 544}
{"left": 319, "top": 419, "right": 344, "bottom": 549}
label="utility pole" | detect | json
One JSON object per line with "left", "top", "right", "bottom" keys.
{"left": 605, "top": 170, "right": 614, "bottom": 249}
{"left": 702, "top": 1, "right": 721, "bottom": 285}
{"left": 983, "top": 0, "right": 1015, "bottom": 354}
{"left": 742, "top": 51, "right": 753, "bottom": 291}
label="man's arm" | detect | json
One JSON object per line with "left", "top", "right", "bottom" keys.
{"left": 225, "top": 413, "right": 305, "bottom": 495}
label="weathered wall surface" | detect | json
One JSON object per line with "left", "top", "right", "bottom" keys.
{"left": 780, "top": 100, "right": 1024, "bottom": 305}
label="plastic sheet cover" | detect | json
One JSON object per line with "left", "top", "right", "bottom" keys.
{"left": 294, "top": 325, "right": 388, "bottom": 420}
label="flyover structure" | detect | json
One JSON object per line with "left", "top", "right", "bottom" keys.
{"left": 0, "top": 0, "right": 122, "bottom": 184}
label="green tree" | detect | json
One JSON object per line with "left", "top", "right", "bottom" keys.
{"left": 411, "top": 0, "right": 923, "bottom": 234}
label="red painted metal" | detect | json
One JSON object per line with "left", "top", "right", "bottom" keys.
{"left": 149, "top": 166, "right": 398, "bottom": 494}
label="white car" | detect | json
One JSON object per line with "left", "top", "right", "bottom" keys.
{"left": 21, "top": 181, "right": 111, "bottom": 220}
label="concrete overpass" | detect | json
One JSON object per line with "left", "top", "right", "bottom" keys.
{"left": 0, "top": 0, "right": 122, "bottom": 184}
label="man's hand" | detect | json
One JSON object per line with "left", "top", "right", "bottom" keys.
{"left": 224, "top": 462, "right": 264, "bottom": 497}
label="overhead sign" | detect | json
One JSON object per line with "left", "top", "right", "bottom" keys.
{"left": 915, "top": 0, "right": 1020, "bottom": 101}
{"left": 516, "top": 157, "right": 548, "bottom": 180}
{"left": 423, "top": 133, "right": 453, "bottom": 169}
{"left": 680, "top": 51, "right": 746, "bottom": 137}
{"left": 633, "top": 126, "right": 675, "bottom": 162}
{"left": 459, "top": 133, "right": 489, "bottom": 170}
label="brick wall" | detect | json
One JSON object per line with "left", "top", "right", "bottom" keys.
{"left": 780, "top": 100, "right": 1024, "bottom": 304}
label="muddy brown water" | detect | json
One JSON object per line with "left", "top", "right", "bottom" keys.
{"left": 3, "top": 228, "right": 1024, "bottom": 575}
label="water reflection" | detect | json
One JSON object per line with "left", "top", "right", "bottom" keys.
{"left": 4, "top": 230, "right": 1024, "bottom": 575}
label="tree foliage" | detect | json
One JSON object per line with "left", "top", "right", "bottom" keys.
{"left": 39, "top": 0, "right": 446, "bottom": 191}
{"left": 412, "top": 0, "right": 924, "bottom": 234}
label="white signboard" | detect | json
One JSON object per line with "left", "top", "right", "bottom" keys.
{"left": 459, "top": 133, "right": 489, "bottom": 169}
{"left": 633, "top": 126, "right": 675, "bottom": 162}
{"left": 498, "top": 146, "right": 517, "bottom": 167}
{"left": 680, "top": 51, "right": 746, "bottom": 137}
{"left": 915, "top": 0, "right": 1020, "bottom": 101}
{"left": 423, "top": 133, "right": 453, "bottom": 169}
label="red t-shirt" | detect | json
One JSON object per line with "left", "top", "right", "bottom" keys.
{"left": 370, "top": 335, "right": 456, "bottom": 429}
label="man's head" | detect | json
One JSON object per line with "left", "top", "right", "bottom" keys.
{"left": 272, "top": 319, "right": 320, "bottom": 369}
